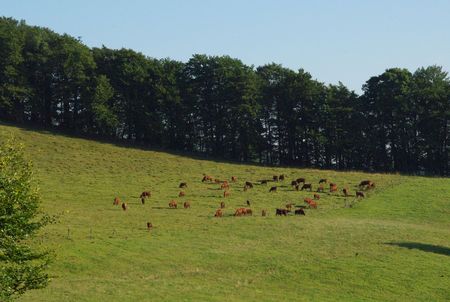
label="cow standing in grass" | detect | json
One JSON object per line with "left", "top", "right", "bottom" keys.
{"left": 113, "top": 197, "right": 120, "bottom": 206}
{"left": 215, "top": 209, "right": 223, "bottom": 217}
{"left": 301, "top": 183, "right": 312, "bottom": 191}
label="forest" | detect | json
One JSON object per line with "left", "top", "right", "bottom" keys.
{"left": 1, "top": 17, "right": 449, "bottom": 175}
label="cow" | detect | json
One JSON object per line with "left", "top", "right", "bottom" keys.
{"left": 245, "top": 181, "right": 254, "bottom": 189}
{"left": 273, "top": 175, "right": 279, "bottom": 182}
{"left": 245, "top": 208, "right": 253, "bottom": 216}
{"left": 309, "top": 200, "right": 318, "bottom": 209}
{"left": 221, "top": 182, "right": 230, "bottom": 190}
{"left": 231, "top": 176, "right": 237, "bottom": 182}
{"left": 147, "top": 222, "right": 153, "bottom": 230}
{"left": 301, "top": 183, "right": 313, "bottom": 191}
{"left": 330, "top": 183, "right": 338, "bottom": 193}
{"left": 356, "top": 191, "right": 365, "bottom": 198}
{"left": 169, "top": 200, "right": 177, "bottom": 208}
{"left": 183, "top": 201, "right": 190, "bottom": 209}
{"left": 286, "top": 203, "right": 294, "bottom": 210}
{"left": 314, "top": 193, "right": 320, "bottom": 200}
{"left": 179, "top": 182, "right": 187, "bottom": 188}
{"left": 246, "top": 200, "right": 251, "bottom": 206}
{"left": 343, "top": 188, "right": 350, "bottom": 197}
{"left": 179, "top": 191, "right": 186, "bottom": 197}
{"left": 304, "top": 198, "right": 317, "bottom": 209}
{"left": 296, "top": 178, "right": 306, "bottom": 184}
{"left": 141, "top": 197, "right": 145, "bottom": 205}
{"left": 359, "top": 180, "right": 375, "bottom": 190}
{"left": 121, "top": 202, "right": 127, "bottom": 211}
{"left": 113, "top": 197, "right": 120, "bottom": 206}
{"left": 223, "top": 191, "right": 231, "bottom": 198}
{"left": 220, "top": 201, "right": 226, "bottom": 209}
{"left": 269, "top": 186, "right": 277, "bottom": 193}
{"left": 317, "top": 184, "right": 324, "bottom": 192}
{"left": 262, "top": 209, "right": 267, "bottom": 216}
{"left": 276, "top": 208, "right": 289, "bottom": 216}
{"left": 279, "top": 174, "right": 285, "bottom": 181}
{"left": 140, "top": 191, "right": 151, "bottom": 198}
{"left": 319, "top": 178, "right": 327, "bottom": 184}
{"left": 214, "top": 209, "right": 223, "bottom": 217}
{"left": 235, "top": 208, "right": 246, "bottom": 216}
{"left": 202, "top": 175, "right": 213, "bottom": 182}
{"left": 291, "top": 180, "right": 298, "bottom": 187}
{"left": 295, "top": 208, "right": 306, "bottom": 215}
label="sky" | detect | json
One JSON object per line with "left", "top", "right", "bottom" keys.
{"left": 2, "top": 0, "right": 450, "bottom": 93}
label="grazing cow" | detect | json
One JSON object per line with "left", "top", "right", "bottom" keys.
{"left": 169, "top": 200, "right": 177, "bottom": 208}
{"left": 296, "top": 178, "right": 306, "bottom": 184}
{"left": 279, "top": 174, "right": 285, "bottom": 181}
{"left": 147, "top": 222, "right": 153, "bottom": 230}
{"left": 121, "top": 202, "right": 127, "bottom": 211}
{"left": 245, "top": 181, "right": 254, "bottom": 189}
{"left": 235, "top": 208, "right": 246, "bottom": 216}
{"left": 215, "top": 209, "right": 223, "bottom": 217}
{"left": 231, "top": 176, "right": 237, "bottom": 182}
{"left": 223, "top": 191, "right": 231, "bottom": 198}
{"left": 343, "top": 188, "right": 350, "bottom": 197}
{"left": 269, "top": 186, "right": 277, "bottom": 193}
{"left": 304, "top": 198, "right": 317, "bottom": 209}
{"left": 179, "top": 182, "right": 187, "bottom": 188}
{"left": 183, "top": 201, "right": 190, "bottom": 209}
{"left": 140, "top": 191, "right": 151, "bottom": 198}
{"left": 291, "top": 180, "right": 298, "bottom": 187}
{"left": 245, "top": 208, "right": 253, "bottom": 216}
{"left": 260, "top": 180, "right": 268, "bottom": 185}
{"left": 179, "top": 191, "right": 186, "bottom": 197}
{"left": 359, "top": 180, "right": 375, "bottom": 190}
{"left": 113, "top": 197, "right": 120, "bottom": 206}
{"left": 273, "top": 175, "right": 279, "bottom": 181}
{"left": 356, "top": 191, "right": 365, "bottom": 198}
{"left": 246, "top": 200, "right": 251, "bottom": 206}
{"left": 295, "top": 208, "right": 306, "bottom": 215}
{"left": 202, "top": 175, "right": 213, "bottom": 182}
{"left": 286, "top": 203, "right": 294, "bottom": 210}
{"left": 141, "top": 197, "right": 145, "bottom": 205}
{"left": 220, "top": 201, "right": 226, "bottom": 209}
{"left": 330, "top": 183, "right": 338, "bottom": 193}
{"left": 319, "top": 178, "right": 327, "bottom": 184}
{"left": 276, "top": 208, "right": 289, "bottom": 216}
{"left": 317, "top": 184, "right": 324, "bottom": 192}
{"left": 262, "top": 209, "right": 267, "bottom": 216}
{"left": 314, "top": 193, "right": 320, "bottom": 200}
{"left": 301, "top": 183, "right": 313, "bottom": 191}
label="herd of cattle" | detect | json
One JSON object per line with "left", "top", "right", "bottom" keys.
{"left": 113, "top": 174, "right": 376, "bottom": 230}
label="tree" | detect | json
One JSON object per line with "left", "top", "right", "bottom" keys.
{"left": 0, "top": 139, "right": 52, "bottom": 301}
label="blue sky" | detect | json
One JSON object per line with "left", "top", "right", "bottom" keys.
{"left": 3, "top": 0, "right": 450, "bottom": 93}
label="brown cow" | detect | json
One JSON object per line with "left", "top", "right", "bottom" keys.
{"left": 147, "top": 222, "right": 153, "bottom": 230}
{"left": 231, "top": 176, "right": 237, "bottom": 182}
{"left": 223, "top": 191, "right": 231, "bottom": 198}
{"left": 343, "top": 188, "right": 350, "bottom": 197}
{"left": 296, "top": 178, "right": 306, "bottom": 184}
{"left": 319, "top": 178, "right": 327, "bottom": 184}
{"left": 304, "top": 198, "right": 317, "bottom": 209}
{"left": 202, "top": 175, "right": 213, "bottom": 182}
{"left": 245, "top": 208, "right": 253, "bottom": 216}
{"left": 317, "top": 184, "right": 324, "bottom": 192}
{"left": 113, "top": 197, "right": 120, "bottom": 206}
{"left": 301, "top": 183, "right": 313, "bottom": 191}
{"left": 314, "top": 193, "right": 320, "bottom": 200}
{"left": 295, "top": 208, "right": 306, "bottom": 215}
{"left": 221, "top": 182, "right": 230, "bottom": 190}
{"left": 179, "top": 191, "right": 186, "bottom": 197}
{"left": 359, "top": 180, "right": 371, "bottom": 187}
{"left": 179, "top": 182, "right": 187, "bottom": 188}
{"left": 214, "top": 209, "right": 223, "bottom": 217}
{"left": 183, "top": 201, "right": 190, "bottom": 209}
{"left": 276, "top": 208, "right": 289, "bottom": 216}
{"left": 220, "top": 201, "right": 225, "bottom": 209}
{"left": 245, "top": 181, "right": 254, "bottom": 188}
{"left": 269, "top": 186, "right": 277, "bottom": 193}
{"left": 356, "top": 191, "right": 365, "bottom": 198}
{"left": 273, "top": 175, "right": 279, "bottom": 181}
{"left": 121, "top": 202, "right": 127, "bottom": 211}
{"left": 279, "top": 174, "right": 285, "bottom": 181}
{"left": 330, "top": 183, "right": 338, "bottom": 193}
{"left": 140, "top": 191, "right": 151, "bottom": 198}
{"left": 169, "top": 200, "right": 177, "bottom": 208}
{"left": 262, "top": 209, "right": 267, "bottom": 216}
{"left": 235, "top": 208, "right": 246, "bottom": 216}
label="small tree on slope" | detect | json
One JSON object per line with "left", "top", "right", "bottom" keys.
{"left": 0, "top": 139, "right": 52, "bottom": 300}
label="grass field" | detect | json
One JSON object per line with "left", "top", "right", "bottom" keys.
{"left": 1, "top": 123, "right": 449, "bottom": 302}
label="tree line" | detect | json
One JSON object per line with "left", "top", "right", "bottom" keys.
{"left": 1, "top": 17, "right": 449, "bottom": 175}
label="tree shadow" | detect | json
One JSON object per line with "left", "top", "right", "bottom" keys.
{"left": 385, "top": 242, "right": 450, "bottom": 256}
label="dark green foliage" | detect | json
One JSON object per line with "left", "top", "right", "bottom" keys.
{"left": 0, "top": 17, "right": 449, "bottom": 174}
{"left": 0, "top": 139, "right": 52, "bottom": 300}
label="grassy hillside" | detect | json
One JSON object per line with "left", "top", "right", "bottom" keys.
{"left": 1, "top": 123, "right": 449, "bottom": 302}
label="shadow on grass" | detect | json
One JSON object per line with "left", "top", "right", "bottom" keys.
{"left": 386, "top": 242, "right": 450, "bottom": 256}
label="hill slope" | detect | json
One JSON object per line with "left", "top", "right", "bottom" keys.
{"left": 0, "top": 123, "right": 449, "bottom": 302}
